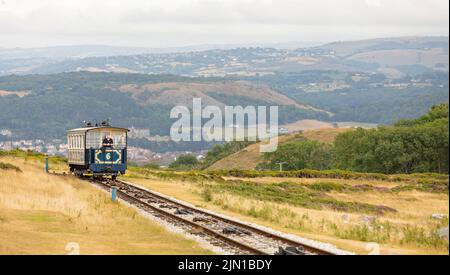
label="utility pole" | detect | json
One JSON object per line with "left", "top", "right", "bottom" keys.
{"left": 277, "top": 162, "right": 286, "bottom": 172}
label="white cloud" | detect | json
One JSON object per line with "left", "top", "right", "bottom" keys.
{"left": 365, "top": 0, "right": 381, "bottom": 7}
{"left": 0, "top": 0, "right": 448, "bottom": 48}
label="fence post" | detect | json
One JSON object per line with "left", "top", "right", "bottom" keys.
{"left": 111, "top": 187, "right": 117, "bottom": 201}
{"left": 45, "top": 156, "right": 49, "bottom": 174}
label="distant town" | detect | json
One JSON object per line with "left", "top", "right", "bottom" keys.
{"left": 0, "top": 127, "right": 208, "bottom": 166}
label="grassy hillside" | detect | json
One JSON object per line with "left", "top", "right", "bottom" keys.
{"left": 206, "top": 128, "right": 350, "bottom": 170}
{"left": 117, "top": 81, "right": 328, "bottom": 113}
{"left": 243, "top": 104, "right": 449, "bottom": 174}
{"left": 0, "top": 155, "right": 212, "bottom": 254}
{"left": 1, "top": 70, "right": 447, "bottom": 147}
{"left": 207, "top": 104, "right": 449, "bottom": 174}
{"left": 0, "top": 72, "right": 328, "bottom": 143}
{"left": 252, "top": 71, "right": 449, "bottom": 125}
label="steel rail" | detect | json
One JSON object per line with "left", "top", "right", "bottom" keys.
{"left": 93, "top": 179, "right": 268, "bottom": 255}
{"left": 112, "top": 179, "right": 336, "bottom": 255}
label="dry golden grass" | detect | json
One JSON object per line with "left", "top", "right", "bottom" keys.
{"left": 206, "top": 142, "right": 264, "bottom": 170}
{"left": 224, "top": 176, "right": 401, "bottom": 189}
{"left": 207, "top": 134, "right": 307, "bottom": 171}
{"left": 124, "top": 171, "right": 449, "bottom": 255}
{"left": 330, "top": 191, "right": 449, "bottom": 225}
{"left": 0, "top": 157, "right": 212, "bottom": 255}
{"left": 302, "top": 128, "right": 352, "bottom": 144}
{"left": 281, "top": 120, "right": 335, "bottom": 133}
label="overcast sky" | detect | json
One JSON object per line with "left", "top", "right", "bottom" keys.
{"left": 0, "top": 0, "right": 448, "bottom": 48}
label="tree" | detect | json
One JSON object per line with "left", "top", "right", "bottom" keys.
{"left": 169, "top": 154, "right": 199, "bottom": 170}
{"left": 259, "top": 104, "right": 449, "bottom": 174}
{"left": 333, "top": 104, "right": 449, "bottom": 174}
{"left": 259, "top": 140, "right": 333, "bottom": 171}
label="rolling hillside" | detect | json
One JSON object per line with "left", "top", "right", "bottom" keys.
{"left": 117, "top": 81, "right": 328, "bottom": 113}
{"left": 317, "top": 36, "right": 448, "bottom": 56}
{"left": 206, "top": 127, "right": 352, "bottom": 171}
{"left": 1, "top": 37, "right": 447, "bottom": 77}
{"left": 0, "top": 155, "right": 211, "bottom": 254}
{"left": 0, "top": 72, "right": 328, "bottom": 143}
{"left": 315, "top": 37, "right": 449, "bottom": 78}
{"left": 0, "top": 37, "right": 448, "bottom": 153}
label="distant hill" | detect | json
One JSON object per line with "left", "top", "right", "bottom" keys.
{"left": 1, "top": 37, "right": 449, "bottom": 153}
{"left": 315, "top": 37, "right": 449, "bottom": 78}
{"left": 0, "top": 41, "right": 324, "bottom": 60}
{"left": 116, "top": 81, "right": 329, "bottom": 114}
{"left": 0, "top": 72, "right": 328, "bottom": 145}
{"left": 0, "top": 45, "right": 153, "bottom": 60}
{"left": 250, "top": 70, "right": 449, "bottom": 125}
{"left": 1, "top": 37, "right": 447, "bottom": 77}
{"left": 0, "top": 68, "right": 447, "bottom": 147}
{"left": 317, "top": 36, "right": 449, "bottom": 57}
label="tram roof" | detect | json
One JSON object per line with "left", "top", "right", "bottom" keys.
{"left": 67, "top": 126, "right": 129, "bottom": 134}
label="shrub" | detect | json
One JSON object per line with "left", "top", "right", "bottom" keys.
{"left": 307, "top": 182, "right": 353, "bottom": 192}
{"left": 169, "top": 154, "right": 200, "bottom": 170}
{"left": 401, "top": 225, "right": 448, "bottom": 248}
{"left": 0, "top": 149, "right": 67, "bottom": 164}
{"left": 208, "top": 180, "right": 389, "bottom": 215}
{"left": 201, "top": 188, "right": 213, "bottom": 202}
{"left": 259, "top": 140, "right": 333, "bottom": 171}
{"left": 143, "top": 162, "right": 160, "bottom": 170}
{"left": 206, "top": 169, "right": 447, "bottom": 185}
{"left": 0, "top": 162, "right": 22, "bottom": 172}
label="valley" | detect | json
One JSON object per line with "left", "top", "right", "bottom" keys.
{"left": 0, "top": 60, "right": 447, "bottom": 160}
{"left": 1, "top": 0, "right": 449, "bottom": 261}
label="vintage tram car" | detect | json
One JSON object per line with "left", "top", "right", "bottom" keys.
{"left": 67, "top": 123, "right": 128, "bottom": 179}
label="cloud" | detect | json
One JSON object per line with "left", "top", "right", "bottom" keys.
{"left": 365, "top": 0, "right": 381, "bottom": 7}
{"left": 117, "top": 0, "right": 448, "bottom": 27}
{"left": 0, "top": 0, "right": 448, "bottom": 48}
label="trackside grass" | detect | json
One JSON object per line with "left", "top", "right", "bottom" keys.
{"left": 0, "top": 156, "right": 212, "bottom": 255}
{"left": 124, "top": 167, "right": 449, "bottom": 255}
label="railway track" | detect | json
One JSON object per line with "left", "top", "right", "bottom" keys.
{"left": 86, "top": 177, "right": 336, "bottom": 255}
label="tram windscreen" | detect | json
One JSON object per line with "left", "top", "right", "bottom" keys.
{"left": 86, "top": 129, "right": 126, "bottom": 149}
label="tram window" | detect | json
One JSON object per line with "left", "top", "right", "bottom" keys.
{"left": 86, "top": 131, "right": 101, "bottom": 148}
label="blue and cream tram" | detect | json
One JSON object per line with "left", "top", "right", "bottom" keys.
{"left": 67, "top": 123, "right": 128, "bottom": 179}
